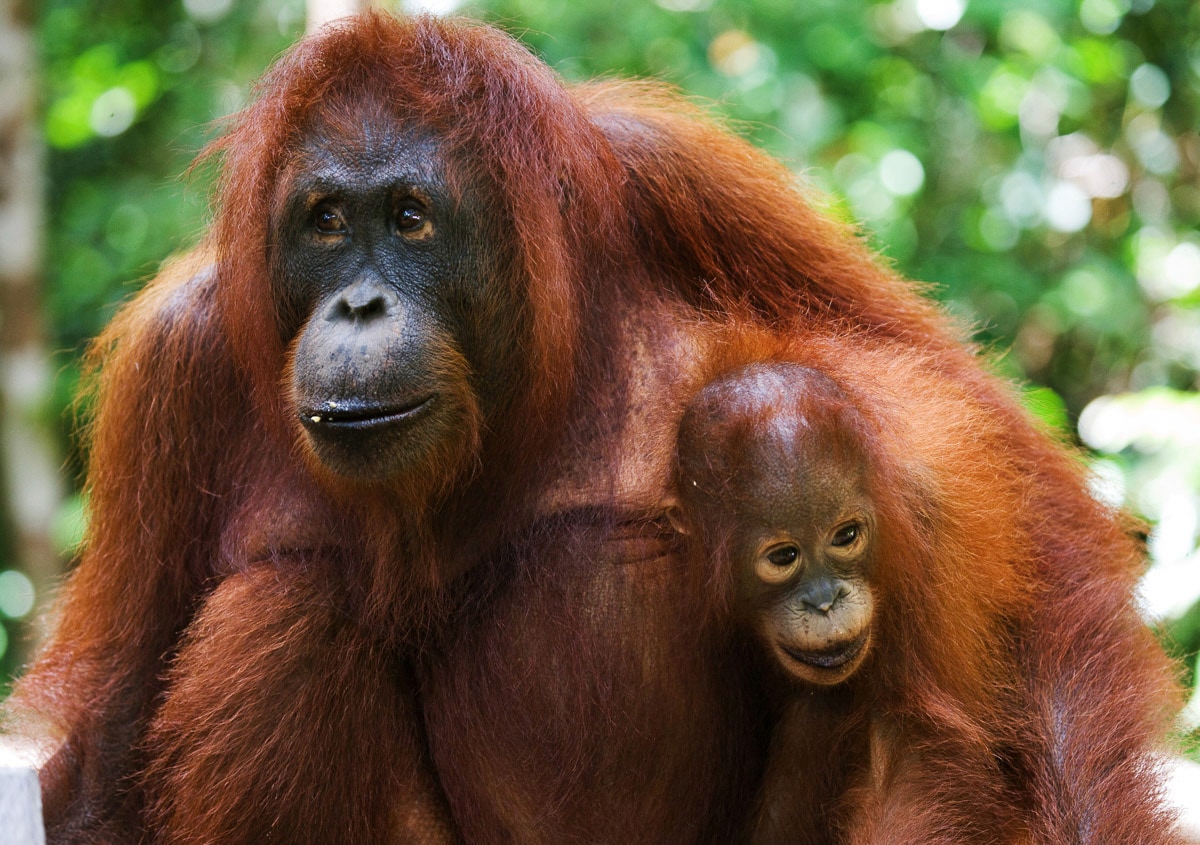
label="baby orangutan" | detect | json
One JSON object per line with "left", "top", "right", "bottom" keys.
{"left": 669, "top": 361, "right": 877, "bottom": 689}
{"left": 666, "top": 356, "right": 1035, "bottom": 844}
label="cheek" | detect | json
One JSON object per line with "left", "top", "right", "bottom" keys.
{"left": 439, "top": 234, "right": 527, "bottom": 374}
{"left": 459, "top": 267, "right": 519, "bottom": 340}
{"left": 270, "top": 257, "right": 351, "bottom": 346}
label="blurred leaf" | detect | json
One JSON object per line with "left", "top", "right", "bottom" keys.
{"left": 1022, "top": 385, "right": 1071, "bottom": 434}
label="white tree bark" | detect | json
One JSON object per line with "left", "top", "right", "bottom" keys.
{"left": 0, "top": 0, "right": 62, "bottom": 632}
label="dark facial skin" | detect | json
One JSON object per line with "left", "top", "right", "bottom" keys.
{"left": 272, "top": 106, "right": 513, "bottom": 482}
{"left": 727, "top": 452, "right": 875, "bottom": 687}
{"left": 672, "top": 363, "right": 876, "bottom": 686}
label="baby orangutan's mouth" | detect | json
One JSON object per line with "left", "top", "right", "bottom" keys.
{"left": 781, "top": 631, "right": 869, "bottom": 670}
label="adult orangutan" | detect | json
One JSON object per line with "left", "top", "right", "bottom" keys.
{"left": 4, "top": 11, "right": 1183, "bottom": 845}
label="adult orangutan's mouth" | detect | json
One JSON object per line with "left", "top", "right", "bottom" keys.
{"left": 299, "top": 395, "right": 435, "bottom": 432}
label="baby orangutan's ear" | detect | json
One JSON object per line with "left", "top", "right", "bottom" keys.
{"left": 661, "top": 493, "right": 692, "bottom": 536}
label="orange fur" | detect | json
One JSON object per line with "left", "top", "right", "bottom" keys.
{"left": 672, "top": 333, "right": 1036, "bottom": 842}
{"left": 4, "top": 12, "right": 1182, "bottom": 845}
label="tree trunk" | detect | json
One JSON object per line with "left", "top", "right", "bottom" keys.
{"left": 0, "top": 0, "right": 63, "bottom": 656}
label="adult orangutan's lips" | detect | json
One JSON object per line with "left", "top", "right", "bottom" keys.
{"left": 781, "top": 631, "right": 868, "bottom": 670}
{"left": 298, "top": 395, "right": 435, "bottom": 432}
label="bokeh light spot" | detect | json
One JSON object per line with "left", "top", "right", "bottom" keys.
{"left": 915, "top": 0, "right": 965, "bottom": 31}
{"left": 879, "top": 149, "right": 925, "bottom": 196}
{"left": 1130, "top": 63, "right": 1171, "bottom": 108}
{"left": 1043, "top": 181, "right": 1093, "bottom": 232}
{"left": 1080, "top": 0, "right": 1130, "bottom": 35}
{"left": 709, "top": 30, "right": 761, "bottom": 78}
{"left": 89, "top": 87, "right": 137, "bottom": 138}
{"left": 183, "top": 0, "right": 234, "bottom": 24}
{"left": 0, "top": 570, "right": 35, "bottom": 620}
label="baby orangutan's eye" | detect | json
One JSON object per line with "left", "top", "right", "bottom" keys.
{"left": 767, "top": 545, "right": 799, "bottom": 567}
{"left": 831, "top": 523, "right": 860, "bottom": 548}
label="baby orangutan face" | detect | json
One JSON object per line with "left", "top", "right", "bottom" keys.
{"left": 727, "top": 471, "right": 875, "bottom": 686}
{"left": 671, "top": 362, "right": 877, "bottom": 686}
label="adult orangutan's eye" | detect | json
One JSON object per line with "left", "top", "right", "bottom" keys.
{"left": 313, "top": 203, "right": 347, "bottom": 234}
{"left": 394, "top": 196, "right": 434, "bottom": 239}
{"left": 396, "top": 206, "right": 426, "bottom": 233}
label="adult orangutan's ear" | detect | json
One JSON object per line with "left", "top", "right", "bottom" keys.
{"left": 661, "top": 493, "right": 691, "bottom": 536}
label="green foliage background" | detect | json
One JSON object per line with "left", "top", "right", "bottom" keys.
{"left": 6, "top": 0, "right": 1199, "bottom": 746}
